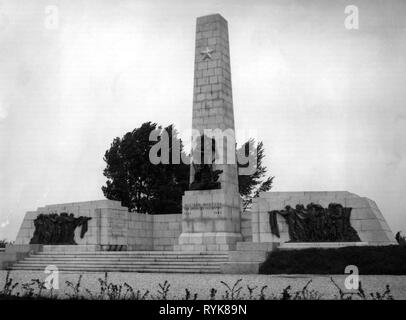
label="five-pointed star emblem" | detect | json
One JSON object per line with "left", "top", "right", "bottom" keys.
{"left": 200, "top": 47, "right": 214, "bottom": 60}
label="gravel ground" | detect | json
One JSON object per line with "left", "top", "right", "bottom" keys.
{"left": 1, "top": 271, "right": 406, "bottom": 300}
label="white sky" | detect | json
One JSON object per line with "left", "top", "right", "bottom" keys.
{"left": 1, "top": 0, "right": 406, "bottom": 240}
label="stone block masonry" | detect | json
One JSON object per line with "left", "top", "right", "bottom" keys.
{"left": 127, "top": 214, "right": 183, "bottom": 251}
{"left": 15, "top": 200, "right": 185, "bottom": 251}
{"left": 193, "top": 14, "right": 234, "bottom": 133}
{"left": 152, "top": 214, "right": 182, "bottom": 251}
{"left": 177, "top": 189, "right": 242, "bottom": 251}
{"left": 15, "top": 200, "right": 128, "bottom": 250}
{"left": 14, "top": 199, "right": 252, "bottom": 252}
{"left": 191, "top": 13, "right": 238, "bottom": 194}
{"left": 252, "top": 191, "right": 396, "bottom": 246}
{"left": 177, "top": 14, "right": 243, "bottom": 252}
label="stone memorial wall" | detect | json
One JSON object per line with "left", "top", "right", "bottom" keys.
{"left": 252, "top": 191, "right": 396, "bottom": 246}
{"left": 15, "top": 199, "right": 252, "bottom": 251}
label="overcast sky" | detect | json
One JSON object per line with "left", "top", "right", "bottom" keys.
{"left": 1, "top": 0, "right": 405, "bottom": 240}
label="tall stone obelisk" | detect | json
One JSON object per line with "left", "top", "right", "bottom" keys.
{"left": 176, "top": 14, "right": 242, "bottom": 251}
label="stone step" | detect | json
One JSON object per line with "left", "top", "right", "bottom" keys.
{"left": 37, "top": 251, "right": 228, "bottom": 256}
{"left": 34, "top": 253, "right": 228, "bottom": 258}
{"left": 11, "top": 263, "right": 220, "bottom": 270}
{"left": 236, "top": 242, "right": 278, "bottom": 251}
{"left": 18, "top": 260, "right": 224, "bottom": 265}
{"left": 10, "top": 266, "right": 220, "bottom": 273}
{"left": 21, "top": 261, "right": 226, "bottom": 266}
{"left": 279, "top": 242, "right": 369, "bottom": 250}
{"left": 10, "top": 250, "right": 228, "bottom": 273}
{"left": 12, "top": 262, "right": 220, "bottom": 269}
{"left": 23, "top": 256, "right": 228, "bottom": 260}
{"left": 28, "top": 253, "right": 228, "bottom": 259}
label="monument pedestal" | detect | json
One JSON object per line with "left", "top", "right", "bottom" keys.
{"left": 175, "top": 190, "right": 242, "bottom": 251}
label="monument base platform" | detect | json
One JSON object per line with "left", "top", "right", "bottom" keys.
{"left": 178, "top": 189, "right": 243, "bottom": 251}
{"left": 41, "top": 244, "right": 127, "bottom": 252}
{"left": 175, "top": 232, "right": 242, "bottom": 251}
{"left": 279, "top": 242, "right": 369, "bottom": 250}
{"left": 42, "top": 245, "right": 101, "bottom": 252}
{"left": 220, "top": 242, "right": 279, "bottom": 274}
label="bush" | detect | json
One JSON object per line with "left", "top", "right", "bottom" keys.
{"left": 0, "top": 239, "right": 10, "bottom": 249}
{"left": 395, "top": 232, "right": 406, "bottom": 246}
{"left": 259, "top": 245, "right": 406, "bottom": 275}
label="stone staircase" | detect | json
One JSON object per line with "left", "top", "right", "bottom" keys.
{"left": 10, "top": 251, "right": 229, "bottom": 273}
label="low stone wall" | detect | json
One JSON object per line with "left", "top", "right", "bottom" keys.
{"left": 252, "top": 191, "right": 396, "bottom": 246}
{"left": 15, "top": 200, "right": 185, "bottom": 251}
{"left": 0, "top": 244, "right": 43, "bottom": 269}
{"left": 241, "top": 211, "right": 252, "bottom": 241}
{"left": 15, "top": 200, "right": 127, "bottom": 248}
{"left": 221, "top": 242, "right": 277, "bottom": 274}
{"left": 126, "top": 214, "right": 183, "bottom": 251}
{"left": 14, "top": 199, "right": 251, "bottom": 252}
{"left": 152, "top": 214, "right": 182, "bottom": 251}
{"left": 127, "top": 213, "right": 153, "bottom": 251}
{"left": 279, "top": 242, "right": 369, "bottom": 250}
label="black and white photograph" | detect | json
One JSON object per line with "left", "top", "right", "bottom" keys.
{"left": 0, "top": 0, "right": 405, "bottom": 316}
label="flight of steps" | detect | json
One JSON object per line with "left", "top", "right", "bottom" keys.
{"left": 10, "top": 251, "right": 229, "bottom": 273}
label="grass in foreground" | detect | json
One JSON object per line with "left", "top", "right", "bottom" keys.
{"left": 0, "top": 271, "right": 395, "bottom": 300}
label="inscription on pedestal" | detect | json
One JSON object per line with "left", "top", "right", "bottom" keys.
{"left": 183, "top": 202, "right": 223, "bottom": 215}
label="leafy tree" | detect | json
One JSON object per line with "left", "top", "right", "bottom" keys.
{"left": 102, "top": 123, "right": 274, "bottom": 214}
{"left": 237, "top": 139, "right": 274, "bottom": 211}
{"left": 102, "top": 122, "right": 189, "bottom": 214}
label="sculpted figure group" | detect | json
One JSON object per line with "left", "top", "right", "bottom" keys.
{"left": 269, "top": 203, "right": 361, "bottom": 242}
{"left": 190, "top": 135, "right": 223, "bottom": 191}
{"left": 30, "top": 213, "right": 92, "bottom": 245}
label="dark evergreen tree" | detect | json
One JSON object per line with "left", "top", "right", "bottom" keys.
{"left": 237, "top": 139, "right": 274, "bottom": 211}
{"left": 102, "top": 122, "right": 189, "bottom": 214}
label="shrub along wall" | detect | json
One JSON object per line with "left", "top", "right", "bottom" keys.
{"left": 259, "top": 245, "right": 406, "bottom": 275}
